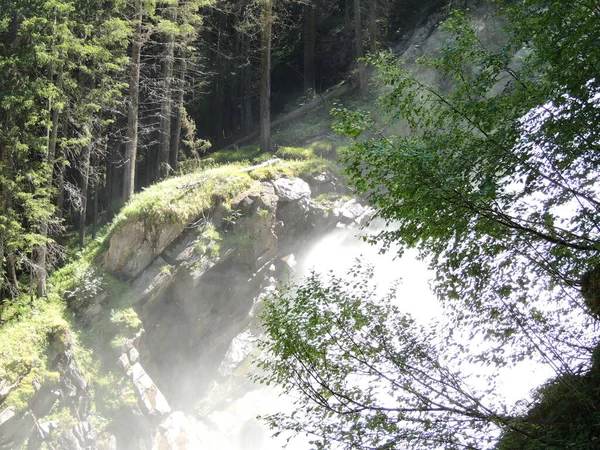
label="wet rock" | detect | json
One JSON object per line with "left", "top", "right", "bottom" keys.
{"left": 231, "top": 183, "right": 279, "bottom": 270}
{"left": 58, "top": 421, "right": 94, "bottom": 450}
{"left": 0, "top": 407, "right": 16, "bottom": 427}
{"left": 0, "top": 380, "right": 15, "bottom": 404}
{"left": 118, "top": 327, "right": 145, "bottom": 357}
{"left": 118, "top": 353, "right": 131, "bottom": 374}
{"left": 153, "top": 411, "right": 202, "bottom": 450}
{"left": 304, "top": 170, "right": 348, "bottom": 196}
{"left": 37, "top": 420, "right": 58, "bottom": 439}
{"left": 130, "top": 363, "right": 171, "bottom": 417}
{"left": 129, "top": 347, "right": 140, "bottom": 364}
{"left": 218, "top": 329, "right": 258, "bottom": 377}
{"left": 278, "top": 196, "right": 311, "bottom": 228}
{"left": 0, "top": 407, "right": 33, "bottom": 450}
{"left": 131, "top": 256, "right": 177, "bottom": 306}
{"left": 333, "top": 199, "right": 372, "bottom": 226}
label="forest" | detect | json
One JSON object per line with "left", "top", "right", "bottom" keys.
{"left": 2, "top": 0, "right": 600, "bottom": 448}
{"left": 0, "top": 0, "right": 434, "bottom": 301}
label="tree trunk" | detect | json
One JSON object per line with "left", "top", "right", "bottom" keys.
{"left": 123, "top": 0, "right": 143, "bottom": 203}
{"left": 79, "top": 126, "right": 92, "bottom": 248}
{"left": 159, "top": 30, "right": 175, "bottom": 179}
{"left": 36, "top": 64, "right": 62, "bottom": 297}
{"left": 170, "top": 56, "right": 186, "bottom": 173}
{"left": 369, "top": 0, "right": 377, "bottom": 53}
{"left": 354, "top": 0, "right": 367, "bottom": 93}
{"left": 242, "top": 36, "right": 253, "bottom": 134}
{"left": 303, "top": 4, "right": 317, "bottom": 95}
{"left": 212, "top": 14, "right": 226, "bottom": 141}
{"left": 105, "top": 136, "right": 118, "bottom": 221}
{"left": 345, "top": 0, "right": 351, "bottom": 33}
{"left": 92, "top": 148, "right": 101, "bottom": 240}
{"left": 259, "top": 0, "right": 272, "bottom": 153}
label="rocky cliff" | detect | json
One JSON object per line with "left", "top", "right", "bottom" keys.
{"left": 0, "top": 161, "right": 371, "bottom": 449}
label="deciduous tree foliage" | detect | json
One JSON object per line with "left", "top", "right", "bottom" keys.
{"left": 258, "top": 0, "right": 600, "bottom": 448}
{"left": 258, "top": 265, "right": 514, "bottom": 449}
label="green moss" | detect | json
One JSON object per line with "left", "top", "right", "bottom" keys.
{"left": 109, "top": 166, "right": 253, "bottom": 236}
{"left": 0, "top": 294, "right": 69, "bottom": 412}
{"left": 256, "top": 207, "right": 270, "bottom": 218}
{"left": 95, "top": 370, "right": 137, "bottom": 414}
{"left": 194, "top": 223, "right": 222, "bottom": 259}
{"left": 110, "top": 308, "right": 142, "bottom": 331}
{"left": 40, "top": 405, "right": 78, "bottom": 447}
{"left": 249, "top": 165, "right": 283, "bottom": 181}
{"left": 273, "top": 142, "right": 338, "bottom": 161}
{"left": 160, "top": 264, "right": 173, "bottom": 275}
{"left": 275, "top": 146, "right": 314, "bottom": 160}
{"left": 222, "top": 232, "right": 252, "bottom": 248}
{"left": 248, "top": 157, "right": 341, "bottom": 182}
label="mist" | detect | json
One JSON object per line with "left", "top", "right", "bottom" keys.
{"left": 183, "top": 222, "right": 552, "bottom": 449}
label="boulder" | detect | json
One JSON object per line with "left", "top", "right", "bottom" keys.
{"left": 272, "top": 177, "right": 311, "bottom": 201}
{"left": 230, "top": 183, "right": 279, "bottom": 270}
{"left": 333, "top": 199, "right": 372, "bottom": 226}
{"left": 304, "top": 170, "right": 349, "bottom": 196}
{"left": 103, "top": 220, "right": 185, "bottom": 280}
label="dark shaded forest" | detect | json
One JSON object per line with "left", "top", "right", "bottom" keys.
{"left": 0, "top": 0, "right": 447, "bottom": 302}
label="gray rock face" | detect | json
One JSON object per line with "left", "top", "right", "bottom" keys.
{"left": 130, "top": 362, "right": 171, "bottom": 417}
{"left": 103, "top": 220, "right": 185, "bottom": 280}
{"left": 273, "top": 177, "right": 311, "bottom": 201}
{"left": 132, "top": 178, "right": 347, "bottom": 410}
{"left": 130, "top": 256, "right": 177, "bottom": 305}
{"left": 333, "top": 199, "right": 372, "bottom": 227}
{"left": 304, "top": 170, "right": 349, "bottom": 197}
{"left": 59, "top": 421, "right": 94, "bottom": 450}
{"left": 0, "top": 333, "right": 99, "bottom": 450}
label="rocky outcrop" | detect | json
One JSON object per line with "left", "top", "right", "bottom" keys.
{"left": 103, "top": 220, "right": 187, "bottom": 281}
{"left": 0, "top": 330, "right": 113, "bottom": 450}
{"left": 96, "top": 174, "right": 369, "bottom": 433}
{"left": 3, "top": 172, "right": 370, "bottom": 450}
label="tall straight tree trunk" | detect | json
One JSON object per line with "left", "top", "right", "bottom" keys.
{"left": 159, "top": 31, "right": 175, "bottom": 179}
{"left": 369, "top": 0, "right": 377, "bottom": 53}
{"left": 259, "top": 0, "right": 272, "bottom": 153}
{"left": 170, "top": 55, "right": 186, "bottom": 173}
{"left": 91, "top": 146, "right": 102, "bottom": 240}
{"left": 354, "top": 0, "right": 367, "bottom": 93}
{"left": 229, "top": 35, "right": 241, "bottom": 135}
{"left": 124, "top": 0, "right": 143, "bottom": 203}
{"left": 242, "top": 37, "right": 253, "bottom": 134}
{"left": 105, "top": 135, "right": 118, "bottom": 221}
{"left": 57, "top": 164, "right": 65, "bottom": 219}
{"left": 36, "top": 65, "right": 62, "bottom": 297}
{"left": 345, "top": 0, "right": 351, "bottom": 33}
{"left": 79, "top": 125, "right": 92, "bottom": 248}
{"left": 303, "top": 4, "right": 317, "bottom": 95}
{"left": 212, "top": 14, "right": 226, "bottom": 141}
